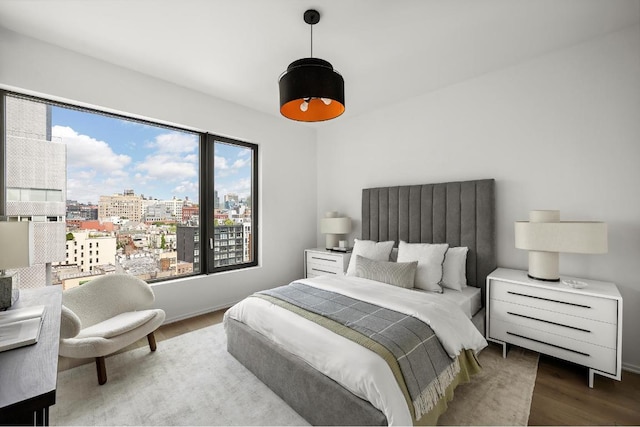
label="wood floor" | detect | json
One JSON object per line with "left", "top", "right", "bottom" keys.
{"left": 59, "top": 308, "right": 640, "bottom": 425}
{"left": 529, "top": 354, "right": 640, "bottom": 425}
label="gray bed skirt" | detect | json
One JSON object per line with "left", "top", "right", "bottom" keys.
{"left": 226, "top": 318, "right": 387, "bottom": 426}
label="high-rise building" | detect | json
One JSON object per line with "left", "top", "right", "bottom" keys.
{"left": 3, "top": 96, "right": 66, "bottom": 288}
{"left": 62, "top": 231, "right": 117, "bottom": 274}
{"left": 144, "top": 203, "right": 173, "bottom": 222}
{"left": 98, "top": 191, "right": 145, "bottom": 222}
{"left": 182, "top": 205, "right": 199, "bottom": 224}
{"left": 157, "top": 198, "right": 183, "bottom": 220}
{"left": 67, "top": 200, "right": 98, "bottom": 220}
{"left": 213, "top": 224, "right": 243, "bottom": 267}
{"left": 176, "top": 225, "right": 200, "bottom": 272}
{"left": 242, "top": 221, "right": 252, "bottom": 263}
{"left": 224, "top": 193, "right": 239, "bottom": 209}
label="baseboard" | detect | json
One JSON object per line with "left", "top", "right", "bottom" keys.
{"left": 163, "top": 300, "right": 240, "bottom": 325}
{"left": 622, "top": 362, "right": 640, "bottom": 375}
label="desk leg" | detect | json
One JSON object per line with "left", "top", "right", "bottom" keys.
{"left": 35, "top": 406, "right": 49, "bottom": 426}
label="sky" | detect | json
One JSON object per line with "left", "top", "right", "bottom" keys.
{"left": 51, "top": 106, "right": 252, "bottom": 205}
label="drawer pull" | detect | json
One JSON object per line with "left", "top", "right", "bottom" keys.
{"left": 507, "top": 291, "right": 591, "bottom": 309}
{"left": 507, "top": 312, "right": 591, "bottom": 333}
{"left": 506, "top": 331, "right": 590, "bottom": 357}
{"left": 311, "top": 268, "right": 337, "bottom": 275}
{"left": 310, "top": 256, "right": 338, "bottom": 263}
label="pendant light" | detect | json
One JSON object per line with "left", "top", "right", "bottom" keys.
{"left": 279, "top": 9, "right": 345, "bottom": 122}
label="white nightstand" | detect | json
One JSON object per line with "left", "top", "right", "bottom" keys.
{"left": 486, "top": 268, "right": 622, "bottom": 388}
{"left": 304, "top": 248, "right": 351, "bottom": 278}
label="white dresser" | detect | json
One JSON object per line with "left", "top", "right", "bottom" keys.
{"left": 304, "top": 248, "right": 351, "bottom": 278}
{"left": 486, "top": 268, "right": 622, "bottom": 388}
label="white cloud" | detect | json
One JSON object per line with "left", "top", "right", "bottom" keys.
{"left": 235, "top": 177, "right": 252, "bottom": 193}
{"left": 67, "top": 177, "right": 118, "bottom": 204}
{"left": 134, "top": 132, "right": 198, "bottom": 182}
{"left": 135, "top": 154, "right": 197, "bottom": 181}
{"left": 172, "top": 180, "right": 199, "bottom": 197}
{"left": 149, "top": 132, "right": 198, "bottom": 154}
{"left": 231, "top": 158, "right": 249, "bottom": 169}
{"left": 52, "top": 125, "right": 131, "bottom": 175}
{"left": 214, "top": 153, "right": 250, "bottom": 179}
{"left": 214, "top": 155, "right": 230, "bottom": 170}
{"left": 223, "top": 177, "right": 252, "bottom": 199}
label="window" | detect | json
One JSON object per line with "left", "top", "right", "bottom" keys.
{"left": 206, "top": 136, "right": 258, "bottom": 272}
{"left": 1, "top": 91, "right": 258, "bottom": 290}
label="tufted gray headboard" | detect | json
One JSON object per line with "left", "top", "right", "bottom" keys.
{"left": 361, "top": 179, "right": 496, "bottom": 301}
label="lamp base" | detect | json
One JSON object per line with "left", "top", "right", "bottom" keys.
{"left": 527, "top": 274, "right": 560, "bottom": 282}
{"left": 528, "top": 251, "right": 560, "bottom": 282}
{"left": 0, "top": 273, "right": 20, "bottom": 310}
{"left": 325, "top": 234, "right": 339, "bottom": 250}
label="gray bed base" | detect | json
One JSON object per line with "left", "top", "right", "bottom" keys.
{"left": 226, "top": 318, "right": 387, "bottom": 426}
{"left": 226, "top": 309, "right": 487, "bottom": 425}
{"left": 226, "top": 179, "right": 496, "bottom": 425}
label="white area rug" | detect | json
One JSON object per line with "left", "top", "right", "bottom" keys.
{"left": 51, "top": 323, "right": 538, "bottom": 426}
{"left": 438, "top": 344, "right": 539, "bottom": 426}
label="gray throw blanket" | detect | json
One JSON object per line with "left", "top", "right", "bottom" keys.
{"left": 259, "top": 282, "right": 460, "bottom": 420}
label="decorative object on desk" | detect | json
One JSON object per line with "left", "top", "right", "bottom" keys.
{"left": 562, "top": 279, "right": 588, "bottom": 289}
{"left": 0, "top": 304, "right": 45, "bottom": 352}
{"left": 338, "top": 239, "right": 348, "bottom": 248}
{"left": 515, "top": 210, "right": 607, "bottom": 282}
{"left": 279, "top": 9, "right": 345, "bottom": 122}
{"left": 0, "top": 221, "right": 34, "bottom": 310}
{"left": 330, "top": 247, "right": 352, "bottom": 253}
{"left": 320, "top": 211, "right": 351, "bottom": 250}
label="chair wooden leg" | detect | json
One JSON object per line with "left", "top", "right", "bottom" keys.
{"left": 147, "top": 332, "right": 157, "bottom": 351}
{"left": 95, "top": 356, "right": 107, "bottom": 385}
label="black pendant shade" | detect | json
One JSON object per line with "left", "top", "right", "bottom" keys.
{"left": 279, "top": 10, "right": 345, "bottom": 122}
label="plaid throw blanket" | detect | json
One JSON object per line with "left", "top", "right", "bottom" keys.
{"left": 257, "top": 282, "right": 460, "bottom": 421}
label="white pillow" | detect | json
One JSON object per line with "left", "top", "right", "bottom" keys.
{"left": 396, "top": 241, "right": 449, "bottom": 293}
{"left": 441, "top": 247, "right": 469, "bottom": 291}
{"left": 346, "top": 239, "right": 395, "bottom": 276}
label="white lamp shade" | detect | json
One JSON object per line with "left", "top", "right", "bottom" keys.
{"left": 515, "top": 221, "right": 608, "bottom": 254}
{"left": 0, "top": 222, "right": 34, "bottom": 270}
{"left": 514, "top": 210, "right": 607, "bottom": 281}
{"left": 320, "top": 217, "right": 351, "bottom": 234}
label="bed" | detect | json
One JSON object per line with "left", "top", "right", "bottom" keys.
{"left": 224, "top": 179, "right": 496, "bottom": 425}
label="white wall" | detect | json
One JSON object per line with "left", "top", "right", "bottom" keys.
{"left": 2, "top": 22, "right": 639, "bottom": 372}
{"left": 316, "top": 25, "right": 640, "bottom": 371}
{"left": 0, "top": 27, "right": 319, "bottom": 322}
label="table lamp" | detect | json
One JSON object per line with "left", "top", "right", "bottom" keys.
{"left": 515, "top": 210, "right": 607, "bottom": 282}
{"left": 0, "top": 221, "right": 34, "bottom": 309}
{"left": 320, "top": 211, "right": 351, "bottom": 250}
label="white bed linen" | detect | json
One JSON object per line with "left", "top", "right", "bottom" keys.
{"left": 440, "top": 286, "right": 482, "bottom": 319}
{"left": 224, "top": 275, "right": 487, "bottom": 426}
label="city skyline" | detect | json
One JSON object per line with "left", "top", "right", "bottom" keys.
{"left": 51, "top": 106, "right": 253, "bottom": 206}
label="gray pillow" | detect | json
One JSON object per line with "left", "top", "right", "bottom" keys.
{"left": 354, "top": 255, "right": 418, "bottom": 289}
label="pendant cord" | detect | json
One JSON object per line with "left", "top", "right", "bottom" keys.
{"left": 310, "top": 24, "right": 313, "bottom": 58}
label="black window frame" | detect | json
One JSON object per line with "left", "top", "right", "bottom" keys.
{"left": 204, "top": 133, "right": 258, "bottom": 273}
{"left": 1, "top": 89, "right": 259, "bottom": 281}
